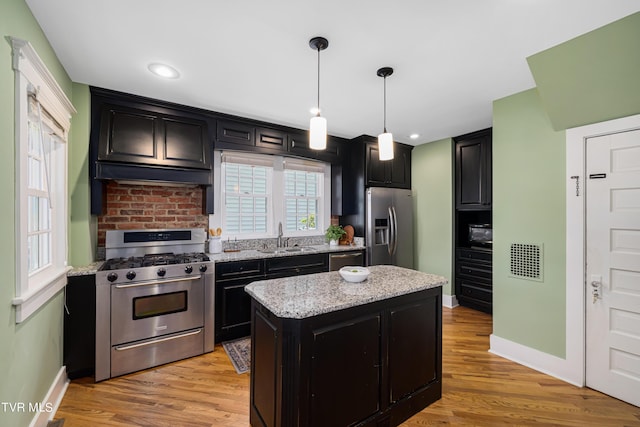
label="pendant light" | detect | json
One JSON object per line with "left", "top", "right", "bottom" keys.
{"left": 377, "top": 67, "right": 394, "bottom": 161}
{"left": 309, "top": 36, "right": 328, "bottom": 150}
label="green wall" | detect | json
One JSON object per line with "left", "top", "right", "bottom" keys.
{"left": 0, "top": 1, "right": 88, "bottom": 426}
{"left": 527, "top": 12, "right": 640, "bottom": 131}
{"left": 492, "top": 89, "right": 567, "bottom": 357}
{"left": 69, "top": 83, "right": 96, "bottom": 266}
{"left": 412, "top": 138, "right": 453, "bottom": 295}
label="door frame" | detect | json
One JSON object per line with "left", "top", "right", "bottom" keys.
{"left": 565, "top": 113, "right": 640, "bottom": 387}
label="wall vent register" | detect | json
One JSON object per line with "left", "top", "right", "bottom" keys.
{"left": 510, "top": 243, "right": 543, "bottom": 281}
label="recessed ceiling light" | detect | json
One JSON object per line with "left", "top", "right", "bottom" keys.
{"left": 410, "top": 133, "right": 420, "bottom": 140}
{"left": 148, "top": 63, "right": 180, "bottom": 79}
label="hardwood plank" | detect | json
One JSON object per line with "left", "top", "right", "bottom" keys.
{"left": 55, "top": 306, "right": 640, "bottom": 426}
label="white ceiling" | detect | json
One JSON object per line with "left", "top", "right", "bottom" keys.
{"left": 26, "top": 0, "right": 640, "bottom": 145}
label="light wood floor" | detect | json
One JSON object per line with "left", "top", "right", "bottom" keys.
{"left": 55, "top": 306, "right": 640, "bottom": 426}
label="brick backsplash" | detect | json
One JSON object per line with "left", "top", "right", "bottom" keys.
{"left": 97, "top": 182, "right": 208, "bottom": 246}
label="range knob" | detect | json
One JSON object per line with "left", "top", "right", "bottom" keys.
{"left": 126, "top": 270, "right": 136, "bottom": 281}
{"left": 199, "top": 264, "right": 208, "bottom": 273}
{"left": 184, "top": 265, "right": 193, "bottom": 274}
{"left": 107, "top": 272, "right": 118, "bottom": 282}
{"left": 157, "top": 268, "right": 166, "bottom": 277}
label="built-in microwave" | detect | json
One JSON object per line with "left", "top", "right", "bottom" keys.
{"left": 468, "top": 224, "right": 492, "bottom": 246}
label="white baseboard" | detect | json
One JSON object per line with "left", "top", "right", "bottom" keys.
{"left": 442, "top": 294, "right": 458, "bottom": 309}
{"left": 489, "top": 334, "right": 583, "bottom": 387}
{"left": 29, "top": 366, "right": 69, "bottom": 427}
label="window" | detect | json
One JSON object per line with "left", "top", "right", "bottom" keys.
{"left": 11, "top": 37, "right": 75, "bottom": 323}
{"left": 216, "top": 152, "right": 330, "bottom": 238}
{"left": 283, "top": 159, "right": 325, "bottom": 232}
{"left": 221, "top": 154, "right": 273, "bottom": 236}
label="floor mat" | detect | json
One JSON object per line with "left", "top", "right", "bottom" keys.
{"left": 222, "top": 337, "right": 251, "bottom": 374}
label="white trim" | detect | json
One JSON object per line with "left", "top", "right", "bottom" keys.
{"left": 489, "top": 334, "right": 582, "bottom": 387}
{"left": 10, "top": 37, "right": 76, "bottom": 132}
{"left": 28, "top": 366, "right": 69, "bottom": 427}
{"left": 442, "top": 294, "right": 458, "bottom": 309}
{"left": 12, "top": 267, "right": 70, "bottom": 323}
{"left": 565, "top": 113, "right": 640, "bottom": 387}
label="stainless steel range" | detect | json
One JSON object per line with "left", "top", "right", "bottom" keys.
{"left": 95, "top": 228, "right": 214, "bottom": 381}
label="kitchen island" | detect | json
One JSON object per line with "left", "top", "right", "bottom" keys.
{"left": 244, "top": 265, "right": 446, "bottom": 427}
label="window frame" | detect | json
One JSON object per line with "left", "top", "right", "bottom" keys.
{"left": 11, "top": 37, "right": 75, "bottom": 323}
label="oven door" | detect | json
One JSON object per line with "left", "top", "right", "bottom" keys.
{"left": 111, "top": 275, "right": 204, "bottom": 345}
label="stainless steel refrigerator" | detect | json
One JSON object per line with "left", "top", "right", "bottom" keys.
{"left": 366, "top": 187, "right": 414, "bottom": 268}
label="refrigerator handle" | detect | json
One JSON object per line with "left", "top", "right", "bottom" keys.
{"left": 391, "top": 206, "right": 399, "bottom": 256}
{"left": 387, "top": 206, "right": 394, "bottom": 256}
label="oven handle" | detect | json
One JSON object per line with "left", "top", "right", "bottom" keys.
{"left": 114, "top": 329, "right": 203, "bottom": 351}
{"left": 114, "top": 275, "right": 202, "bottom": 289}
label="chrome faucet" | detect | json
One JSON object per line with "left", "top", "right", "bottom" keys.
{"left": 277, "top": 222, "right": 283, "bottom": 247}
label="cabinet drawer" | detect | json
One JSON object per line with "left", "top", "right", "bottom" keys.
{"left": 457, "top": 248, "right": 492, "bottom": 264}
{"left": 216, "top": 119, "right": 255, "bottom": 147}
{"left": 457, "top": 263, "right": 492, "bottom": 281}
{"left": 266, "top": 253, "right": 328, "bottom": 278}
{"left": 459, "top": 282, "right": 492, "bottom": 303}
{"left": 215, "top": 259, "right": 264, "bottom": 281}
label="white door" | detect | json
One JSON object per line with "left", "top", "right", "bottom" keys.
{"left": 586, "top": 128, "right": 640, "bottom": 407}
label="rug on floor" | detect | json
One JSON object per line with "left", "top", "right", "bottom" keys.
{"left": 47, "top": 419, "right": 65, "bottom": 427}
{"left": 222, "top": 337, "right": 251, "bottom": 374}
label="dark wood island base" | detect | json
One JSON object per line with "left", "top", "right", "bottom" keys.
{"left": 247, "top": 274, "right": 442, "bottom": 427}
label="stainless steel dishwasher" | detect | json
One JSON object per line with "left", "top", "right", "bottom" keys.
{"left": 329, "top": 251, "right": 365, "bottom": 271}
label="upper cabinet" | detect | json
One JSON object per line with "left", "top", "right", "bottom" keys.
{"left": 365, "top": 139, "right": 412, "bottom": 189}
{"left": 98, "top": 103, "right": 210, "bottom": 170}
{"left": 455, "top": 129, "right": 492, "bottom": 210}
{"left": 215, "top": 118, "right": 341, "bottom": 164}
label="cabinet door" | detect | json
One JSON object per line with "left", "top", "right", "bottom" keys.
{"left": 388, "top": 295, "right": 440, "bottom": 403}
{"left": 309, "top": 314, "right": 381, "bottom": 427}
{"left": 216, "top": 119, "right": 255, "bottom": 148}
{"left": 389, "top": 144, "right": 412, "bottom": 189}
{"left": 216, "top": 279, "right": 254, "bottom": 342}
{"left": 455, "top": 130, "right": 492, "bottom": 209}
{"left": 162, "top": 115, "right": 210, "bottom": 169}
{"left": 288, "top": 131, "right": 340, "bottom": 164}
{"left": 366, "top": 143, "right": 389, "bottom": 186}
{"left": 98, "top": 104, "right": 158, "bottom": 164}
{"left": 64, "top": 275, "right": 96, "bottom": 379}
{"left": 256, "top": 127, "right": 287, "bottom": 153}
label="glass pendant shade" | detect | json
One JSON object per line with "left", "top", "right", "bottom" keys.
{"left": 378, "top": 132, "right": 394, "bottom": 160}
{"left": 309, "top": 115, "right": 327, "bottom": 150}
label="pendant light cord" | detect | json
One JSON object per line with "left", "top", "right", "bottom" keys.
{"left": 383, "top": 76, "right": 387, "bottom": 133}
{"left": 316, "top": 47, "right": 321, "bottom": 117}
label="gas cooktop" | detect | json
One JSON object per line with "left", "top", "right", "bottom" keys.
{"left": 101, "top": 252, "right": 211, "bottom": 271}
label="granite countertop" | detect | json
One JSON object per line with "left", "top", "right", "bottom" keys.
{"left": 67, "top": 261, "right": 104, "bottom": 276}
{"left": 206, "top": 243, "right": 365, "bottom": 263}
{"left": 245, "top": 265, "right": 447, "bottom": 319}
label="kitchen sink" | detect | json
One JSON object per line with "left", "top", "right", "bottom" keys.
{"left": 258, "top": 247, "right": 315, "bottom": 254}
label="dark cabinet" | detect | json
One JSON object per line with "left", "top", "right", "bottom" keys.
{"left": 215, "top": 259, "right": 265, "bottom": 343}
{"left": 216, "top": 119, "right": 255, "bottom": 148}
{"left": 64, "top": 274, "right": 96, "bottom": 379}
{"left": 454, "top": 128, "right": 492, "bottom": 314}
{"left": 215, "top": 253, "right": 329, "bottom": 343}
{"left": 90, "top": 87, "right": 215, "bottom": 215}
{"left": 288, "top": 131, "right": 341, "bottom": 164}
{"left": 365, "top": 140, "right": 412, "bottom": 189}
{"left": 455, "top": 129, "right": 492, "bottom": 210}
{"left": 456, "top": 247, "right": 492, "bottom": 314}
{"left": 98, "top": 104, "right": 210, "bottom": 170}
{"left": 249, "top": 286, "right": 442, "bottom": 427}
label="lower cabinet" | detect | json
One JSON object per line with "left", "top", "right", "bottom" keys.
{"left": 250, "top": 287, "right": 442, "bottom": 427}
{"left": 64, "top": 274, "right": 96, "bottom": 379}
{"left": 456, "top": 247, "right": 493, "bottom": 313}
{"left": 214, "top": 252, "right": 335, "bottom": 343}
